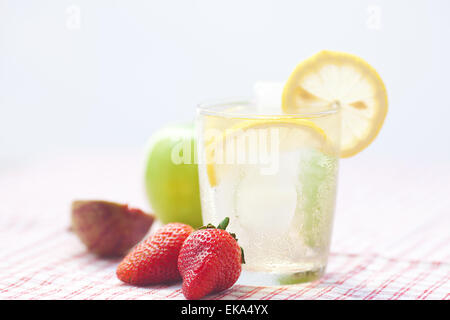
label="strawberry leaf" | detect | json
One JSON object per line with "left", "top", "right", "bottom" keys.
{"left": 198, "top": 223, "right": 216, "bottom": 230}
{"left": 198, "top": 217, "right": 245, "bottom": 264}
{"left": 217, "top": 217, "right": 229, "bottom": 230}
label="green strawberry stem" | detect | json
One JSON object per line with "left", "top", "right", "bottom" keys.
{"left": 217, "top": 217, "right": 229, "bottom": 230}
{"left": 199, "top": 217, "right": 245, "bottom": 264}
{"left": 240, "top": 248, "right": 246, "bottom": 264}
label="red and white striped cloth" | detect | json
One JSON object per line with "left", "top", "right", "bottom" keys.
{"left": 0, "top": 152, "right": 448, "bottom": 300}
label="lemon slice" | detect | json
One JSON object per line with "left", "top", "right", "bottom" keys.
{"left": 205, "top": 119, "right": 331, "bottom": 187}
{"left": 282, "top": 50, "right": 388, "bottom": 157}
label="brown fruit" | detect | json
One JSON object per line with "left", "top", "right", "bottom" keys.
{"left": 71, "top": 200, "right": 154, "bottom": 257}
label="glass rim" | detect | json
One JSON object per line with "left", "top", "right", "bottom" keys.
{"left": 197, "top": 97, "right": 340, "bottom": 119}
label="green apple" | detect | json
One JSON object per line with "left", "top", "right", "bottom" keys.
{"left": 144, "top": 123, "right": 203, "bottom": 228}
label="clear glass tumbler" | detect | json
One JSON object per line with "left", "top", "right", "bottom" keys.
{"left": 196, "top": 99, "right": 341, "bottom": 285}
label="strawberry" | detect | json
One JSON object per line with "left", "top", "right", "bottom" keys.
{"left": 177, "top": 217, "right": 244, "bottom": 299}
{"left": 116, "top": 223, "right": 194, "bottom": 285}
{"left": 71, "top": 200, "right": 154, "bottom": 257}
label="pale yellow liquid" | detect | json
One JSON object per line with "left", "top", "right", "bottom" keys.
{"left": 197, "top": 103, "right": 340, "bottom": 284}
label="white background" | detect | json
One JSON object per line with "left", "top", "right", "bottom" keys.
{"left": 1, "top": 0, "right": 450, "bottom": 165}
{"left": 0, "top": 3, "right": 449, "bottom": 299}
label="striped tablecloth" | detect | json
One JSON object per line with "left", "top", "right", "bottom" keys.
{"left": 0, "top": 152, "right": 448, "bottom": 300}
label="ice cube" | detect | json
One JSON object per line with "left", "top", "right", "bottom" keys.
{"left": 234, "top": 154, "right": 299, "bottom": 235}
{"left": 253, "top": 81, "right": 285, "bottom": 111}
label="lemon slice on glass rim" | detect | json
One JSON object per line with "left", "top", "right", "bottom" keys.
{"left": 282, "top": 50, "right": 388, "bottom": 158}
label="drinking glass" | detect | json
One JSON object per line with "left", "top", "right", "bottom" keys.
{"left": 196, "top": 99, "right": 340, "bottom": 285}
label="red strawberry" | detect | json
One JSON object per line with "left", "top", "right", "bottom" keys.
{"left": 116, "top": 223, "right": 194, "bottom": 285}
{"left": 177, "top": 217, "right": 244, "bottom": 299}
